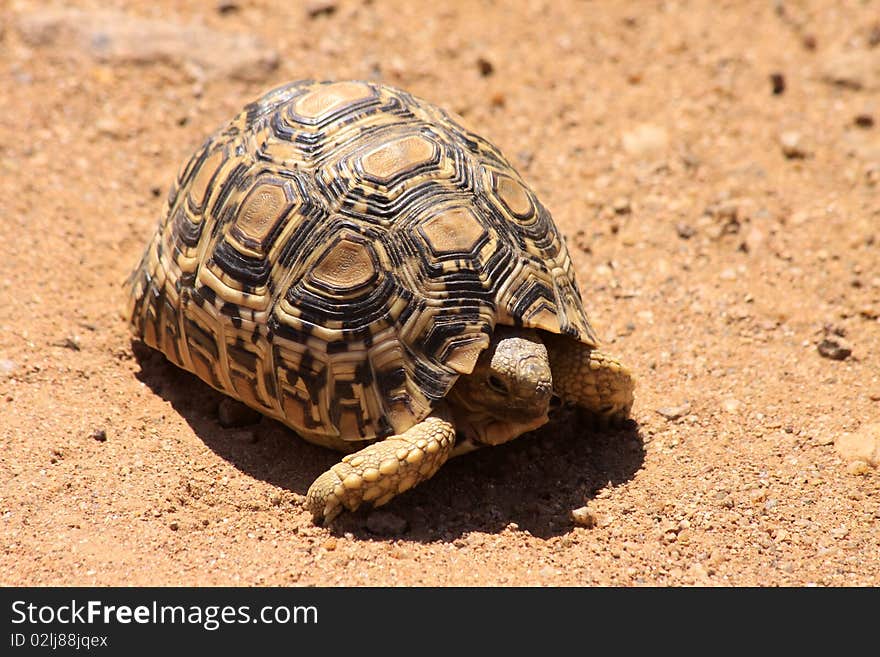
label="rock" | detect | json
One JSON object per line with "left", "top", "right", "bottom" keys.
{"left": 90, "top": 428, "right": 107, "bottom": 442}
{"left": 855, "top": 114, "right": 875, "bottom": 128}
{"left": 218, "top": 398, "right": 263, "bottom": 428}
{"left": 16, "top": 9, "right": 279, "bottom": 82}
{"left": 621, "top": 123, "right": 669, "bottom": 157}
{"left": 835, "top": 424, "right": 880, "bottom": 470}
{"left": 779, "top": 131, "right": 809, "bottom": 159}
{"left": 570, "top": 506, "right": 596, "bottom": 527}
{"left": 817, "top": 338, "right": 851, "bottom": 361}
{"left": 820, "top": 49, "right": 880, "bottom": 91}
{"left": 656, "top": 402, "right": 691, "bottom": 421}
{"left": 365, "top": 510, "right": 408, "bottom": 535}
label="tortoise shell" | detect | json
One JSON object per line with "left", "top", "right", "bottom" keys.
{"left": 126, "top": 79, "right": 597, "bottom": 449}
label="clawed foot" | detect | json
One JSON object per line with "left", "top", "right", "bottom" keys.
{"left": 305, "top": 414, "right": 455, "bottom": 523}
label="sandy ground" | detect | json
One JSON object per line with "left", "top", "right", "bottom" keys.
{"left": 1, "top": 0, "right": 879, "bottom": 587}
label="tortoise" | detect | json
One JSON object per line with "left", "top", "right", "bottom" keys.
{"left": 126, "top": 79, "right": 634, "bottom": 523}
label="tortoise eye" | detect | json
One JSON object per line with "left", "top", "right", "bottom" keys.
{"left": 487, "top": 375, "right": 508, "bottom": 395}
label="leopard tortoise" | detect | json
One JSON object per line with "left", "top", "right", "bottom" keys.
{"left": 126, "top": 79, "right": 635, "bottom": 523}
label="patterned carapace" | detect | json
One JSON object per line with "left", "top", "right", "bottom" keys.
{"left": 127, "top": 80, "right": 597, "bottom": 449}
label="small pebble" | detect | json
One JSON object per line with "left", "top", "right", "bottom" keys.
{"left": 821, "top": 50, "right": 875, "bottom": 90}
{"left": 721, "top": 398, "right": 742, "bottom": 413}
{"left": 770, "top": 72, "right": 786, "bottom": 95}
{"left": 621, "top": 123, "right": 669, "bottom": 157}
{"left": 779, "top": 131, "right": 809, "bottom": 159}
{"left": 570, "top": 506, "right": 596, "bottom": 527}
{"left": 656, "top": 401, "right": 691, "bottom": 421}
{"left": 90, "top": 428, "right": 107, "bottom": 442}
{"left": 216, "top": 1, "right": 240, "bottom": 14}
{"left": 675, "top": 223, "right": 695, "bottom": 239}
{"left": 854, "top": 114, "right": 875, "bottom": 128}
{"left": 323, "top": 538, "right": 337, "bottom": 551}
{"left": 817, "top": 338, "right": 851, "bottom": 361}
{"left": 306, "top": 0, "right": 337, "bottom": 18}
{"left": 169, "top": 521, "right": 179, "bottom": 531}
{"left": 365, "top": 510, "right": 408, "bottom": 535}
{"left": 476, "top": 57, "right": 494, "bottom": 76}
{"left": 612, "top": 197, "right": 631, "bottom": 214}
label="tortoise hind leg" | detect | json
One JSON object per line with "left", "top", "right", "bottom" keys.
{"left": 545, "top": 335, "right": 635, "bottom": 427}
{"left": 305, "top": 409, "right": 456, "bottom": 523}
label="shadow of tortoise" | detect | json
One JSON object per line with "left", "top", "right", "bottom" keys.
{"left": 132, "top": 340, "right": 644, "bottom": 541}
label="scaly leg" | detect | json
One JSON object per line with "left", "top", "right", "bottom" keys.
{"left": 545, "top": 335, "right": 635, "bottom": 426}
{"left": 305, "top": 410, "right": 456, "bottom": 523}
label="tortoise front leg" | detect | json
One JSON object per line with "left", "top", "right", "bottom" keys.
{"left": 545, "top": 335, "right": 635, "bottom": 426}
{"left": 305, "top": 409, "right": 456, "bottom": 523}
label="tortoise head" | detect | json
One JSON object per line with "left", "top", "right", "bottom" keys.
{"left": 447, "top": 327, "right": 553, "bottom": 446}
